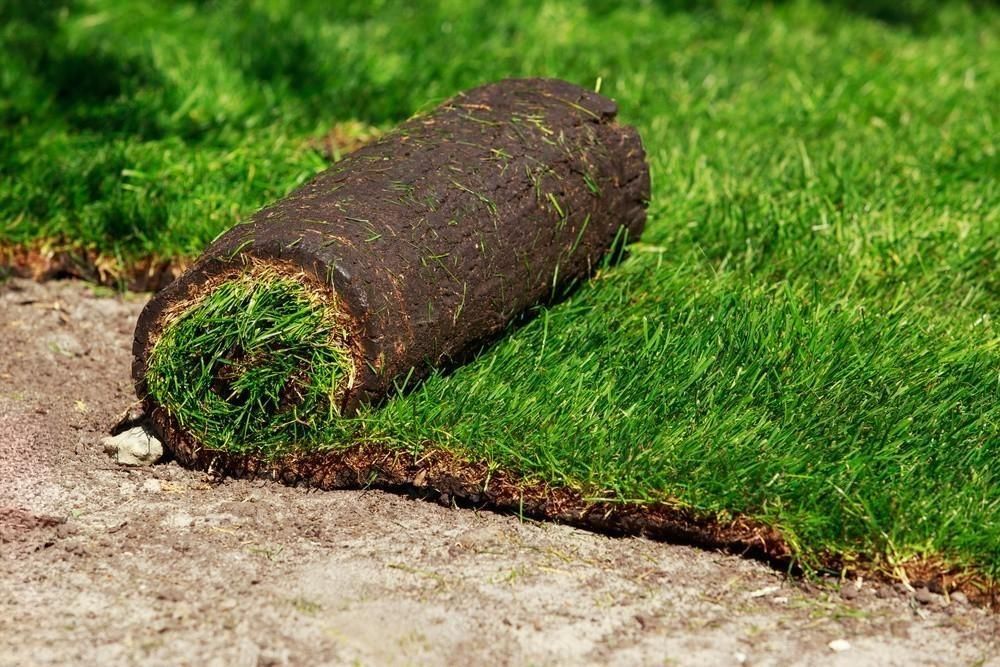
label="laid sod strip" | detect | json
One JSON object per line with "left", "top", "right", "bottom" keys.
{"left": 135, "top": 78, "right": 649, "bottom": 458}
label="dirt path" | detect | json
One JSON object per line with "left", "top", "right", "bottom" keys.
{"left": 1, "top": 278, "right": 996, "bottom": 666}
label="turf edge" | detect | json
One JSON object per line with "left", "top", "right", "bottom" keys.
{"left": 0, "top": 241, "right": 188, "bottom": 291}
{"left": 141, "top": 400, "right": 999, "bottom": 609}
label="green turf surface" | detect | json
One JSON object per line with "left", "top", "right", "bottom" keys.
{"left": 4, "top": 1, "right": 998, "bottom": 579}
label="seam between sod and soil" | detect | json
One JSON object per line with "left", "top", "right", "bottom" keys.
{"left": 139, "top": 397, "right": 999, "bottom": 609}
{"left": 7, "top": 245, "right": 997, "bottom": 609}
{"left": 1, "top": 241, "right": 191, "bottom": 292}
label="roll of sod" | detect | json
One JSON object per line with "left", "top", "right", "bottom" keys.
{"left": 133, "top": 78, "right": 649, "bottom": 460}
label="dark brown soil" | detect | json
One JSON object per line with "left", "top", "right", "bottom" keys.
{"left": 2, "top": 278, "right": 998, "bottom": 665}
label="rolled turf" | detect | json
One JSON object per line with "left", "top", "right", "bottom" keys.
{"left": 133, "top": 78, "right": 649, "bottom": 459}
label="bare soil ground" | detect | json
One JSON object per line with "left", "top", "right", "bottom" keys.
{"left": 1, "top": 278, "right": 997, "bottom": 666}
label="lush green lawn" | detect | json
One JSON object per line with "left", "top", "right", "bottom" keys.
{"left": 3, "top": 1, "right": 998, "bottom": 581}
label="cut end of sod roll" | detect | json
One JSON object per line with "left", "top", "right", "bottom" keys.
{"left": 144, "top": 265, "right": 356, "bottom": 456}
{"left": 133, "top": 78, "right": 649, "bottom": 460}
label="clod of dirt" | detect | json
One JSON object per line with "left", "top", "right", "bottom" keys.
{"left": 101, "top": 426, "right": 163, "bottom": 466}
{"left": 0, "top": 507, "right": 64, "bottom": 543}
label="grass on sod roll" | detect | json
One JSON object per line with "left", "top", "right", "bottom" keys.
{"left": 145, "top": 269, "right": 355, "bottom": 455}
{"left": 3, "top": 1, "right": 998, "bottom": 580}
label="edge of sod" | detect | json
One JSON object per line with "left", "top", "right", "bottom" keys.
{"left": 144, "top": 398, "right": 999, "bottom": 609}
{"left": 0, "top": 240, "right": 190, "bottom": 291}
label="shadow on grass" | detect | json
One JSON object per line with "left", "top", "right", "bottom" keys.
{"left": 7, "top": 0, "right": 992, "bottom": 142}
{"left": 585, "top": 0, "right": 995, "bottom": 31}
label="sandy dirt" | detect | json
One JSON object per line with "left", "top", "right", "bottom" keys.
{"left": 1, "top": 278, "right": 997, "bottom": 666}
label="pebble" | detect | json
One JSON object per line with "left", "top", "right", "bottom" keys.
{"left": 828, "top": 639, "right": 851, "bottom": 652}
{"left": 914, "top": 587, "right": 937, "bottom": 605}
{"left": 450, "top": 526, "right": 508, "bottom": 553}
{"left": 101, "top": 426, "right": 163, "bottom": 466}
{"left": 44, "top": 332, "right": 86, "bottom": 358}
{"left": 950, "top": 591, "right": 969, "bottom": 606}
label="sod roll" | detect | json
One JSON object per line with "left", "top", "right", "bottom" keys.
{"left": 133, "top": 78, "right": 649, "bottom": 457}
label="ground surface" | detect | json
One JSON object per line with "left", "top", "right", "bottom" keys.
{"left": 3, "top": 278, "right": 997, "bottom": 665}
{"left": 4, "top": 0, "right": 999, "bottom": 579}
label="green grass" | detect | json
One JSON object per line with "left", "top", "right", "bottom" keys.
{"left": 145, "top": 267, "right": 353, "bottom": 453}
{"left": 3, "top": 0, "right": 998, "bottom": 580}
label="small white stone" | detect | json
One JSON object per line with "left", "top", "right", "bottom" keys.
{"left": 142, "top": 478, "right": 162, "bottom": 493}
{"left": 828, "top": 639, "right": 851, "bottom": 652}
{"left": 101, "top": 426, "right": 163, "bottom": 466}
